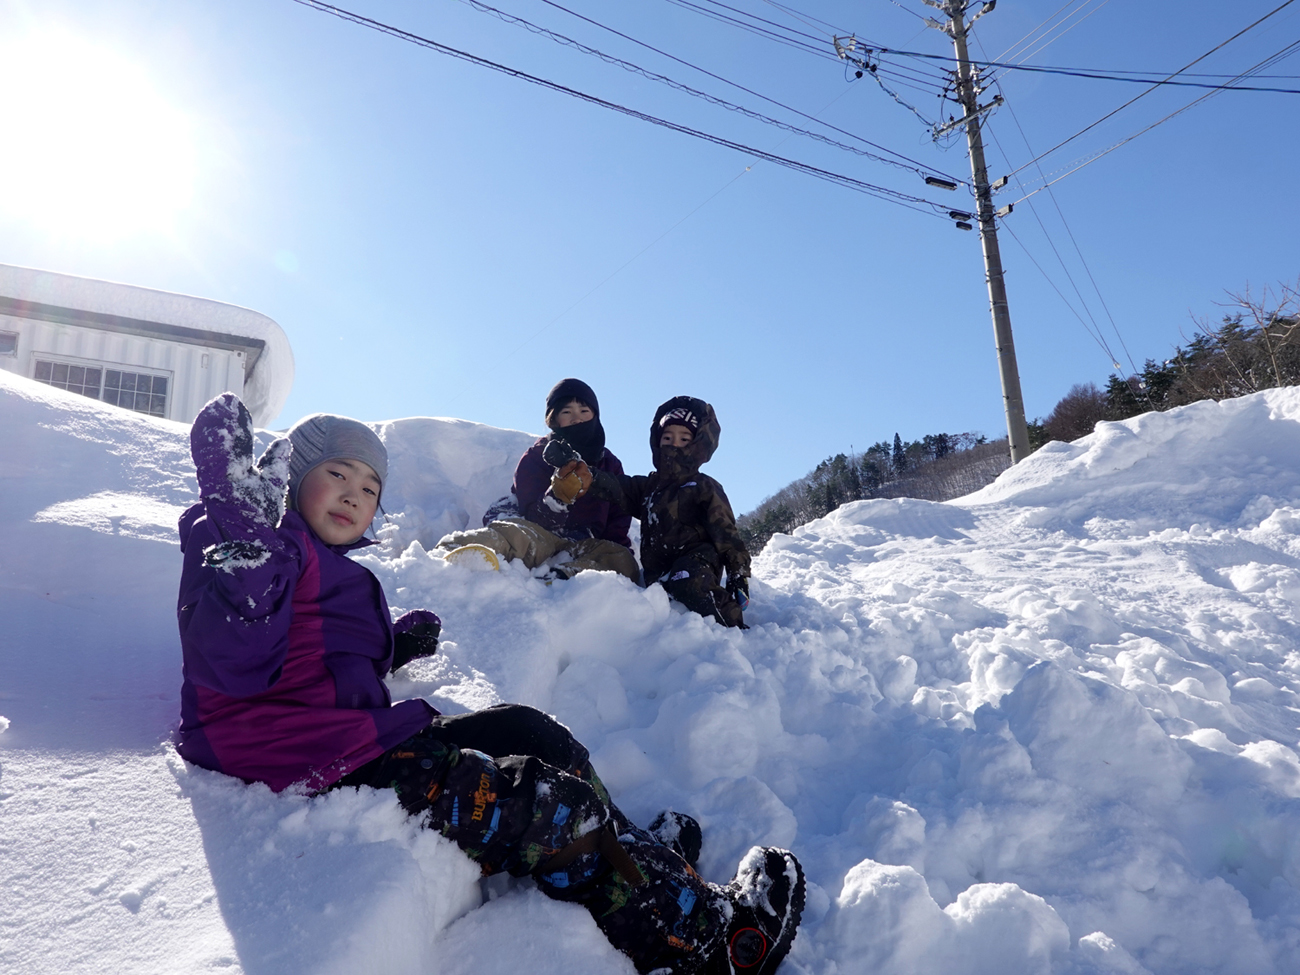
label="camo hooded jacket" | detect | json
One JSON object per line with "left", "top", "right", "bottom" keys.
{"left": 588, "top": 395, "right": 750, "bottom": 584}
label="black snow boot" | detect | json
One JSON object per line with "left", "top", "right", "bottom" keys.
{"left": 649, "top": 810, "right": 704, "bottom": 869}
{"left": 703, "top": 847, "right": 806, "bottom": 975}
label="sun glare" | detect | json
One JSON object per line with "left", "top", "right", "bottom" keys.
{"left": 0, "top": 33, "right": 198, "bottom": 240}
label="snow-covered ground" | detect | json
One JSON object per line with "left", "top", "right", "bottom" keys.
{"left": 3, "top": 369, "right": 1300, "bottom": 974}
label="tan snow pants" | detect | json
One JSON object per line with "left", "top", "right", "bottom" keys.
{"left": 436, "top": 518, "right": 640, "bottom": 583}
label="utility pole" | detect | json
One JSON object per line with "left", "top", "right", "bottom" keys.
{"left": 927, "top": 0, "right": 1031, "bottom": 463}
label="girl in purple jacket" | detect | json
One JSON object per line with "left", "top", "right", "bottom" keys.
{"left": 176, "top": 394, "right": 804, "bottom": 975}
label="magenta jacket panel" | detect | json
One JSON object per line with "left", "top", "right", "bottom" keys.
{"left": 176, "top": 505, "right": 434, "bottom": 792}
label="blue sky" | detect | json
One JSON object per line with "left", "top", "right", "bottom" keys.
{"left": 2, "top": 0, "right": 1298, "bottom": 511}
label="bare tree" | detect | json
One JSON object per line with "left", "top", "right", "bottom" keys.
{"left": 1044, "top": 382, "right": 1108, "bottom": 443}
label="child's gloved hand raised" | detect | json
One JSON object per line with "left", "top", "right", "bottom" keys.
{"left": 190, "top": 393, "right": 293, "bottom": 570}
{"left": 550, "top": 461, "right": 593, "bottom": 505}
{"left": 542, "top": 437, "right": 591, "bottom": 503}
{"left": 391, "top": 609, "right": 441, "bottom": 672}
{"left": 541, "top": 437, "right": 581, "bottom": 469}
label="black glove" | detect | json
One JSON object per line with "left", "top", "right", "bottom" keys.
{"left": 542, "top": 437, "right": 582, "bottom": 469}
{"left": 727, "top": 576, "right": 750, "bottom": 612}
{"left": 391, "top": 610, "right": 441, "bottom": 672}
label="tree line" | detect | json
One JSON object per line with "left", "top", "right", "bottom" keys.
{"left": 741, "top": 282, "right": 1300, "bottom": 553}
{"left": 1030, "top": 283, "right": 1300, "bottom": 446}
{"left": 738, "top": 431, "right": 1011, "bottom": 551}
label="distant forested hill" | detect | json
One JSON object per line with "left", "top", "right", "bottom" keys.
{"left": 738, "top": 433, "right": 1011, "bottom": 552}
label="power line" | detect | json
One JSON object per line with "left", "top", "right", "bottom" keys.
{"left": 998, "top": 0, "right": 1113, "bottom": 71}
{"left": 288, "top": 0, "right": 953, "bottom": 215}
{"left": 1005, "top": 35, "right": 1300, "bottom": 205}
{"left": 535, "top": 0, "right": 967, "bottom": 181}
{"left": 466, "top": 84, "right": 862, "bottom": 372}
{"left": 994, "top": 0, "right": 1091, "bottom": 62}
{"left": 999, "top": 0, "right": 1300, "bottom": 180}
{"left": 452, "top": 0, "right": 941, "bottom": 173}
{"left": 971, "top": 29, "right": 1138, "bottom": 376}
{"left": 659, "top": 0, "right": 835, "bottom": 60}
{"left": 759, "top": 0, "right": 847, "bottom": 38}
{"left": 997, "top": 216, "right": 1124, "bottom": 366}
{"left": 702, "top": 0, "right": 842, "bottom": 46}
{"left": 894, "top": 50, "right": 1300, "bottom": 94}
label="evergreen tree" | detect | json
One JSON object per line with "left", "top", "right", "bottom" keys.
{"left": 892, "top": 433, "right": 907, "bottom": 474}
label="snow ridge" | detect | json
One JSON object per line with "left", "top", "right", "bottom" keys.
{"left": 3, "top": 369, "right": 1300, "bottom": 974}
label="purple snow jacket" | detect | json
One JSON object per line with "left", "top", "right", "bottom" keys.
{"left": 513, "top": 439, "right": 633, "bottom": 547}
{"left": 175, "top": 504, "right": 435, "bottom": 792}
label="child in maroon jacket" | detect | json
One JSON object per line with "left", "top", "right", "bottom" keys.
{"left": 177, "top": 393, "right": 803, "bottom": 975}
{"left": 436, "top": 378, "right": 639, "bottom": 581}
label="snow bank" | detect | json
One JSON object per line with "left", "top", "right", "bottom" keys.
{"left": 4, "top": 370, "right": 1300, "bottom": 974}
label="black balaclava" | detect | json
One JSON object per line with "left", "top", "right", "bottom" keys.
{"left": 650, "top": 395, "right": 720, "bottom": 481}
{"left": 545, "top": 378, "right": 606, "bottom": 465}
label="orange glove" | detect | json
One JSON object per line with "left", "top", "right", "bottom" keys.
{"left": 550, "top": 460, "right": 593, "bottom": 504}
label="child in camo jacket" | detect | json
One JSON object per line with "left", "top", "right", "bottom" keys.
{"left": 547, "top": 395, "right": 751, "bottom": 628}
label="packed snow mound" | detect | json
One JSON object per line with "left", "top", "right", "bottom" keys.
{"left": 375, "top": 413, "right": 538, "bottom": 548}
{"left": 4, "top": 370, "right": 1300, "bottom": 974}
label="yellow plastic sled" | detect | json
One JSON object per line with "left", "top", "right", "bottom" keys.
{"left": 442, "top": 543, "right": 501, "bottom": 572}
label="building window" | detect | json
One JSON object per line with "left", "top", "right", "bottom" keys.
{"left": 32, "top": 358, "right": 169, "bottom": 418}
{"left": 103, "top": 369, "right": 168, "bottom": 417}
{"left": 34, "top": 359, "right": 104, "bottom": 399}
{"left": 0, "top": 331, "right": 16, "bottom": 355}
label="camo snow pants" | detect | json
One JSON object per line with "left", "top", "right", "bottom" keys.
{"left": 660, "top": 544, "right": 746, "bottom": 628}
{"left": 337, "top": 704, "right": 729, "bottom": 974}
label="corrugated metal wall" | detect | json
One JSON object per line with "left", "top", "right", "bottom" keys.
{"left": 0, "top": 315, "right": 246, "bottom": 422}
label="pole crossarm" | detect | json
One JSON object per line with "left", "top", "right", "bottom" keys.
{"left": 933, "top": 94, "right": 1004, "bottom": 138}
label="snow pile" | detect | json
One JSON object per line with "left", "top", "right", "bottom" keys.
{"left": 4, "top": 369, "right": 1300, "bottom": 974}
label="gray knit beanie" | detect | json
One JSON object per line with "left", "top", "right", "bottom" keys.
{"left": 286, "top": 413, "right": 388, "bottom": 506}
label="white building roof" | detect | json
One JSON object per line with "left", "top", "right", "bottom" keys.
{"left": 0, "top": 263, "right": 293, "bottom": 424}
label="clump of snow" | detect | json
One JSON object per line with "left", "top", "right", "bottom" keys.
{"left": 4, "top": 368, "right": 1300, "bottom": 973}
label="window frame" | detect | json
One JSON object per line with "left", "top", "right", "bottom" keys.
{"left": 30, "top": 353, "right": 173, "bottom": 419}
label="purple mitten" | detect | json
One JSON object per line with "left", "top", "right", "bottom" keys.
{"left": 391, "top": 610, "right": 441, "bottom": 672}
{"left": 190, "top": 393, "right": 293, "bottom": 570}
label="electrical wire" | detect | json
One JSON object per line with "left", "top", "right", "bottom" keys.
{"left": 452, "top": 0, "right": 940, "bottom": 172}
{"left": 997, "top": 216, "right": 1127, "bottom": 366}
{"left": 536, "top": 0, "right": 967, "bottom": 181}
{"left": 464, "top": 83, "right": 861, "bottom": 367}
{"left": 994, "top": 0, "right": 1087, "bottom": 62}
{"left": 999, "top": 0, "right": 1300, "bottom": 180}
{"left": 1006, "top": 35, "right": 1300, "bottom": 205}
{"left": 659, "top": 0, "right": 836, "bottom": 60}
{"left": 993, "top": 0, "right": 1111, "bottom": 73}
{"left": 891, "top": 49, "right": 1300, "bottom": 93}
{"left": 759, "top": 0, "right": 847, "bottom": 38}
{"left": 1012, "top": 0, "right": 1112, "bottom": 67}
{"left": 288, "top": 0, "right": 953, "bottom": 216}
{"left": 982, "top": 116, "right": 1134, "bottom": 373}
{"left": 700, "top": 0, "right": 841, "bottom": 46}
{"left": 971, "top": 29, "right": 1139, "bottom": 375}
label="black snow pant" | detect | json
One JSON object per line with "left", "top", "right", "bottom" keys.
{"left": 660, "top": 544, "right": 745, "bottom": 628}
{"left": 337, "top": 704, "right": 728, "bottom": 974}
